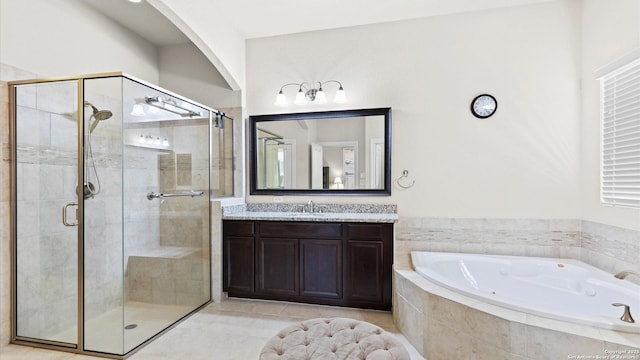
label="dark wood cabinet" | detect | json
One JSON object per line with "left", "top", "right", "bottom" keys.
{"left": 346, "top": 241, "right": 384, "bottom": 303}
{"left": 257, "top": 237, "right": 299, "bottom": 296}
{"left": 223, "top": 235, "right": 254, "bottom": 295}
{"left": 344, "top": 223, "right": 393, "bottom": 307}
{"left": 300, "top": 239, "right": 342, "bottom": 299}
{"left": 223, "top": 220, "right": 393, "bottom": 310}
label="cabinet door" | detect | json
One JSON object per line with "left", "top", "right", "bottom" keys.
{"left": 223, "top": 236, "right": 255, "bottom": 294}
{"left": 346, "top": 240, "right": 384, "bottom": 303}
{"left": 257, "top": 237, "right": 299, "bottom": 296}
{"left": 300, "top": 239, "right": 342, "bottom": 299}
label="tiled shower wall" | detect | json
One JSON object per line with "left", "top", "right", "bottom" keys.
{"left": 395, "top": 217, "right": 640, "bottom": 282}
{"left": 125, "top": 117, "right": 211, "bottom": 306}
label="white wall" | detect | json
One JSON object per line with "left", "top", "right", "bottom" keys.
{"left": 0, "top": 0, "right": 159, "bottom": 82}
{"left": 159, "top": 43, "right": 241, "bottom": 109}
{"left": 580, "top": 0, "right": 640, "bottom": 230}
{"left": 0, "top": 0, "right": 244, "bottom": 110}
{"left": 151, "top": 0, "right": 246, "bottom": 96}
{"left": 246, "top": 0, "right": 582, "bottom": 220}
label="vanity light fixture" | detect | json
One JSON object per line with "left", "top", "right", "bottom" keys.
{"left": 275, "top": 80, "right": 346, "bottom": 106}
{"left": 144, "top": 96, "right": 201, "bottom": 117}
{"left": 131, "top": 96, "right": 200, "bottom": 117}
{"left": 131, "top": 104, "right": 145, "bottom": 116}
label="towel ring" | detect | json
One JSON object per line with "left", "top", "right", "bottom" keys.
{"left": 394, "top": 170, "right": 415, "bottom": 189}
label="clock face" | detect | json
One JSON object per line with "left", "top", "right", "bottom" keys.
{"left": 471, "top": 94, "right": 497, "bottom": 118}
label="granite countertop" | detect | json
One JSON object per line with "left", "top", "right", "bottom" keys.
{"left": 222, "top": 203, "right": 398, "bottom": 223}
{"left": 222, "top": 211, "right": 398, "bottom": 223}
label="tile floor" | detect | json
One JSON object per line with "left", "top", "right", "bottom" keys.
{"left": 52, "top": 302, "right": 194, "bottom": 353}
{"left": 1, "top": 298, "right": 425, "bottom": 360}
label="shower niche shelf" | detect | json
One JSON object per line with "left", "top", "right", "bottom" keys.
{"left": 125, "top": 142, "right": 173, "bottom": 151}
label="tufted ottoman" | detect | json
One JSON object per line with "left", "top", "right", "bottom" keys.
{"left": 259, "top": 317, "right": 410, "bottom": 360}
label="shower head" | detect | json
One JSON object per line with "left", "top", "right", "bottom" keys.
{"left": 93, "top": 109, "right": 113, "bottom": 121}
{"left": 84, "top": 100, "right": 113, "bottom": 120}
{"left": 84, "top": 101, "right": 112, "bottom": 133}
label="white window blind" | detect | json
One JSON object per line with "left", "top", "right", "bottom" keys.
{"left": 599, "top": 55, "right": 640, "bottom": 208}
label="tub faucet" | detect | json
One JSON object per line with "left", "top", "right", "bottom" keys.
{"left": 614, "top": 270, "right": 640, "bottom": 280}
{"left": 612, "top": 303, "right": 635, "bottom": 323}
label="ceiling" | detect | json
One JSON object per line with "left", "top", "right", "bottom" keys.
{"left": 83, "top": 0, "right": 556, "bottom": 46}
{"left": 83, "top": 0, "right": 189, "bottom": 46}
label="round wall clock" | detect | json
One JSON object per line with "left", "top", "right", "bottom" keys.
{"left": 471, "top": 94, "right": 497, "bottom": 119}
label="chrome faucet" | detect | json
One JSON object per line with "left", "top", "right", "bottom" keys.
{"left": 614, "top": 270, "right": 640, "bottom": 280}
{"left": 306, "top": 200, "right": 314, "bottom": 213}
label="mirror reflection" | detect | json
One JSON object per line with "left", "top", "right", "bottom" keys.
{"left": 250, "top": 108, "right": 391, "bottom": 195}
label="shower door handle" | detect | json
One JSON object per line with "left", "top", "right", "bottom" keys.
{"left": 62, "top": 202, "right": 78, "bottom": 227}
{"left": 146, "top": 190, "right": 205, "bottom": 200}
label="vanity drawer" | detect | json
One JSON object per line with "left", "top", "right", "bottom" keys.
{"left": 258, "top": 221, "right": 342, "bottom": 239}
{"left": 345, "top": 223, "right": 392, "bottom": 241}
{"left": 224, "top": 220, "right": 255, "bottom": 235}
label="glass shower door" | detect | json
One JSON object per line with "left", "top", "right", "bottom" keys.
{"left": 13, "top": 80, "right": 79, "bottom": 346}
{"left": 12, "top": 74, "right": 215, "bottom": 357}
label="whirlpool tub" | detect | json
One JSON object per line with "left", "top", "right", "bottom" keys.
{"left": 410, "top": 251, "right": 640, "bottom": 333}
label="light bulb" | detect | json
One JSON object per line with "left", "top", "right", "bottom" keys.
{"left": 162, "top": 138, "right": 169, "bottom": 146}
{"left": 139, "top": 134, "right": 145, "bottom": 144}
{"left": 154, "top": 137, "right": 161, "bottom": 145}
{"left": 146, "top": 136, "right": 153, "bottom": 144}
{"left": 274, "top": 91, "right": 287, "bottom": 106}
{"left": 131, "top": 104, "right": 145, "bottom": 116}
{"left": 334, "top": 87, "right": 347, "bottom": 103}
{"left": 315, "top": 89, "right": 327, "bottom": 104}
{"left": 294, "top": 90, "right": 306, "bottom": 105}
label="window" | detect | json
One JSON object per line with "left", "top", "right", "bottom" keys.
{"left": 598, "top": 52, "right": 640, "bottom": 208}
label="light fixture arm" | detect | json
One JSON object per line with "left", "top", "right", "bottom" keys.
{"left": 275, "top": 80, "right": 346, "bottom": 105}
{"left": 319, "top": 80, "right": 343, "bottom": 89}
{"left": 278, "top": 83, "right": 307, "bottom": 93}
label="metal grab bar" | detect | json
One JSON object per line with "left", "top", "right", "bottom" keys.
{"left": 146, "top": 190, "right": 205, "bottom": 200}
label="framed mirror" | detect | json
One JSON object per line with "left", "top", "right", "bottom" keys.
{"left": 249, "top": 108, "right": 392, "bottom": 196}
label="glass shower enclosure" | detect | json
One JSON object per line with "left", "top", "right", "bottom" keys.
{"left": 9, "top": 73, "right": 221, "bottom": 357}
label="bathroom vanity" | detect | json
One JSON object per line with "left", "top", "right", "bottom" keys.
{"left": 222, "top": 212, "right": 395, "bottom": 310}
